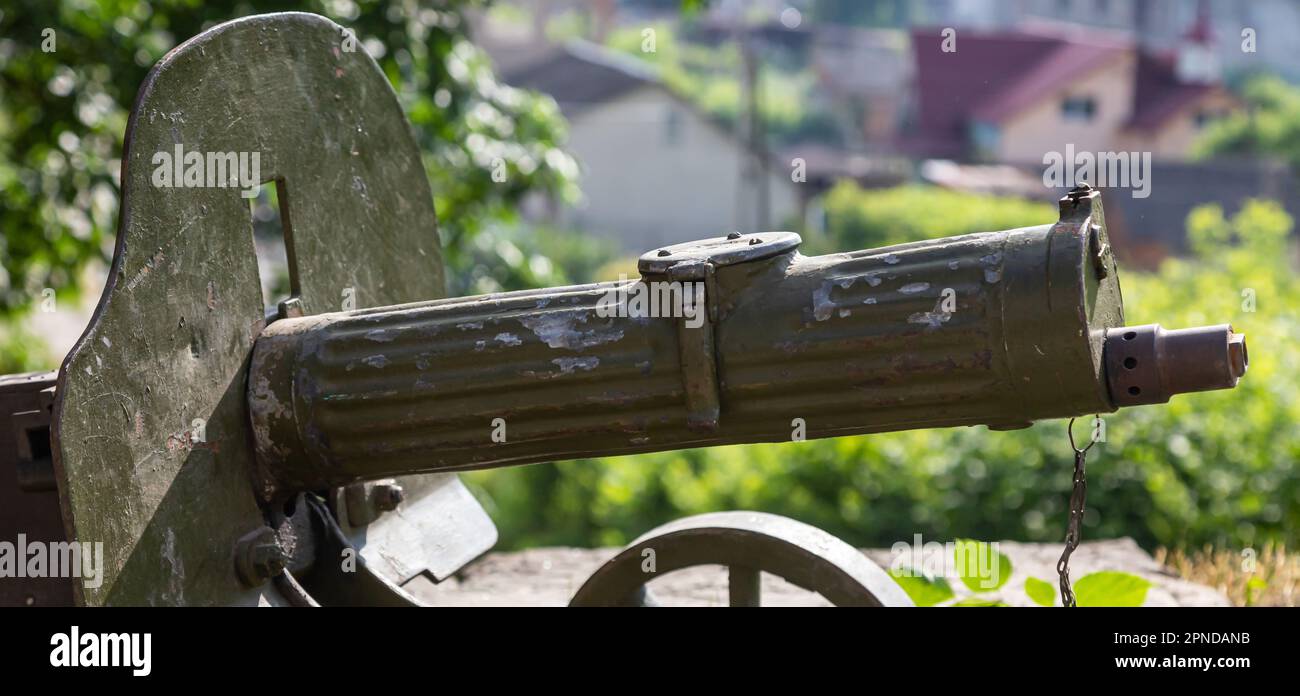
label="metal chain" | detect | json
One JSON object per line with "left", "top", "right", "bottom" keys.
{"left": 1057, "top": 416, "right": 1098, "bottom": 607}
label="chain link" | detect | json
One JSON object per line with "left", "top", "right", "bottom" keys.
{"left": 1057, "top": 416, "right": 1098, "bottom": 607}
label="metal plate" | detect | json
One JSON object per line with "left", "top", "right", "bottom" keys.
{"left": 52, "top": 13, "right": 487, "bottom": 605}
{"left": 638, "top": 231, "right": 802, "bottom": 275}
{"left": 337, "top": 474, "right": 498, "bottom": 584}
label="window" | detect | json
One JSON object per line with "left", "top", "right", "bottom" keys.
{"left": 969, "top": 121, "right": 1001, "bottom": 161}
{"left": 1194, "top": 110, "right": 1222, "bottom": 129}
{"left": 1061, "top": 96, "right": 1097, "bottom": 122}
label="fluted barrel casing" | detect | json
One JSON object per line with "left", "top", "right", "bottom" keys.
{"left": 248, "top": 196, "right": 1125, "bottom": 497}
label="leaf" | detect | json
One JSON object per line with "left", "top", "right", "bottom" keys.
{"left": 953, "top": 539, "right": 1012, "bottom": 593}
{"left": 951, "top": 598, "right": 1008, "bottom": 607}
{"left": 1073, "top": 572, "right": 1152, "bottom": 607}
{"left": 888, "top": 566, "right": 955, "bottom": 607}
{"left": 1245, "top": 576, "right": 1268, "bottom": 607}
{"left": 1024, "top": 577, "right": 1057, "bottom": 607}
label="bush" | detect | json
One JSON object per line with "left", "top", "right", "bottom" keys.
{"left": 817, "top": 182, "right": 1057, "bottom": 252}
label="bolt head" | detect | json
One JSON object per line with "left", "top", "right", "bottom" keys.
{"left": 235, "top": 527, "right": 287, "bottom": 587}
{"left": 1228, "top": 333, "right": 1248, "bottom": 379}
{"left": 372, "top": 483, "right": 405, "bottom": 512}
{"left": 251, "top": 543, "right": 287, "bottom": 577}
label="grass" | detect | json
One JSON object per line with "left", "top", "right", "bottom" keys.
{"left": 1156, "top": 543, "right": 1299, "bottom": 606}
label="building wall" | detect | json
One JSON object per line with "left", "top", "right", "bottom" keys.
{"left": 995, "top": 53, "right": 1137, "bottom": 163}
{"left": 560, "top": 85, "right": 802, "bottom": 251}
{"left": 921, "top": 0, "right": 1300, "bottom": 82}
{"left": 1116, "top": 89, "right": 1239, "bottom": 158}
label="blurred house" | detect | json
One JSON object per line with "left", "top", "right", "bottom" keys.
{"left": 919, "top": 156, "right": 1300, "bottom": 268}
{"left": 905, "top": 18, "right": 1240, "bottom": 163}
{"left": 485, "top": 38, "right": 802, "bottom": 251}
{"left": 810, "top": 24, "right": 912, "bottom": 150}
{"left": 913, "top": 0, "right": 1300, "bottom": 83}
{"left": 1100, "top": 159, "right": 1300, "bottom": 266}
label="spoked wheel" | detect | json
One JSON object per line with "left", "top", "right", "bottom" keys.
{"left": 569, "top": 511, "right": 913, "bottom": 607}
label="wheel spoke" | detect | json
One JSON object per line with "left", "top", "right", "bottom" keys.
{"left": 728, "top": 566, "right": 761, "bottom": 607}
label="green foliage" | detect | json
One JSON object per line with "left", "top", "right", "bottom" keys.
{"left": 890, "top": 539, "right": 1151, "bottom": 606}
{"left": 888, "top": 567, "right": 954, "bottom": 607}
{"left": 458, "top": 224, "right": 617, "bottom": 294}
{"left": 811, "top": 0, "right": 908, "bottom": 27}
{"left": 1245, "top": 576, "right": 1268, "bottom": 607}
{"left": 1024, "top": 577, "right": 1056, "bottom": 607}
{"left": 1193, "top": 75, "right": 1300, "bottom": 169}
{"left": 468, "top": 194, "right": 1300, "bottom": 557}
{"left": 1072, "top": 571, "right": 1152, "bottom": 607}
{"left": 817, "top": 182, "right": 1058, "bottom": 253}
{"left": 604, "top": 22, "right": 842, "bottom": 146}
{"left": 954, "top": 539, "right": 1011, "bottom": 593}
{"left": 950, "top": 598, "right": 1007, "bottom": 606}
{"left": 0, "top": 320, "right": 52, "bottom": 374}
{"left": 0, "top": 0, "right": 578, "bottom": 318}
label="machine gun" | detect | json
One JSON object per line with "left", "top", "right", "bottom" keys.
{"left": 0, "top": 13, "right": 1247, "bottom": 607}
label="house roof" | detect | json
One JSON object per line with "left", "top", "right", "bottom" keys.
{"left": 495, "top": 40, "right": 659, "bottom": 118}
{"left": 968, "top": 39, "right": 1128, "bottom": 123}
{"left": 485, "top": 37, "right": 790, "bottom": 169}
{"left": 1127, "top": 51, "right": 1219, "bottom": 131}
{"left": 907, "top": 29, "right": 1065, "bottom": 156}
{"left": 906, "top": 26, "right": 1230, "bottom": 158}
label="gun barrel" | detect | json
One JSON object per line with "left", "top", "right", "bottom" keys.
{"left": 1104, "top": 323, "right": 1246, "bottom": 406}
{"left": 247, "top": 190, "right": 1245, "bottom": 498}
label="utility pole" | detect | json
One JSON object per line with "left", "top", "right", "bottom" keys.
{"left": 734, "top": 16, "right": 770, "bottom": 233}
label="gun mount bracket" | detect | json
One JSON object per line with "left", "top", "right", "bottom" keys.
{"left": 635, "top": 232, "right": 801, "bottom": 432}
{"left": 638, "top": 231, "right": 801, "bottom": 275}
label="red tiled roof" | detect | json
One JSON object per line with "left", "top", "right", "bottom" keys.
{"left": 908, "top": 27, "right": 1230, "bottom": 157}
{"left": 1127, "top": 51, "right": 1218, "bottom": 131}
{"left": 969, "top": 41, "right": 1127, "bottom": 123}
{"left": 909, "top": 29, "right": 1062, "bottom": 154}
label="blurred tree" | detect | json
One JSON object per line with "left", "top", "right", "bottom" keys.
{"left": 817, "top": 182, "right": 1056, "bottom": 252}
{"left": 1193, "top": 74, "right": 1300, "bottom": 170}
{"left": 605, "top": 22, "right": 844, "bottom": 147}
{"left": 811, "top": 0, "right": 909, "bottom": 28}
{"left": 0, "top": 0, "right": 579, "bottom": 321}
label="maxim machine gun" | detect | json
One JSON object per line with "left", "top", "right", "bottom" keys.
{"left": 0, "top": 14, "right": 1248, "bottom": 607}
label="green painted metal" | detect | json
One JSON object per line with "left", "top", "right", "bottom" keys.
{"left": 248, "top": 187, "right": 1128, "bottom": 493}
{"left": 51, "top": 13, "right": 466, "bottom": 605}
